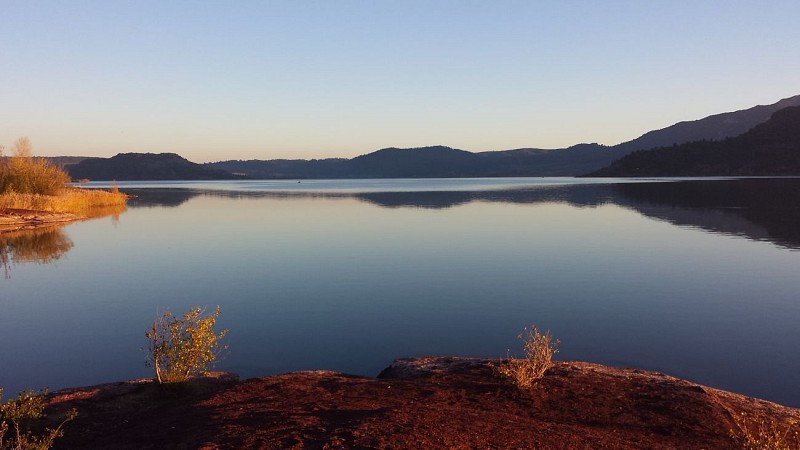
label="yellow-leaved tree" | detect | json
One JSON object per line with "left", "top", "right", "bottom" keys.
{"left": 145, "top": 306, "right": 228, "bottom": 384}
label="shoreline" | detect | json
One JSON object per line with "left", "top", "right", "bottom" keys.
{"left": 0, "top": 208, "right": 84, "bottom": 232}
{"left": 37, "top": 357, "right": 800, "bottom": 449}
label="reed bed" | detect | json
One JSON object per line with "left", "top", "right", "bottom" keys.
{"left": 0, "top": 187, "right": 128, "bottom": 216}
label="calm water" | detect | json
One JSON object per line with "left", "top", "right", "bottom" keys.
{"left": 2, "top": 178, "right": 800, "bottom": 407}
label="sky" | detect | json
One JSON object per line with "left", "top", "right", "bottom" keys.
{"left": 1, "top": 1, "right": 799, "bottom": 163}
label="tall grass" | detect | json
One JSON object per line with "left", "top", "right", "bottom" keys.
{"left": 0, "top": 137, "right": 128, "bottom": 215}
{"left": 0, "top": 188, "right": 128, "bottom": 216}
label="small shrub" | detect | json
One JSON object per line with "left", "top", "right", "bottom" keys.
{"left": 730, "top": 411, "right": 800, "bottom": 450}
{"left": 2, "top": 138, "right": 70, "bottom": 196}
{"left": 145, "top": 306, "right": 228, "bottom": 384}
{"left": 496, "top": 325, "right": 559, "bottom": 388}
{"left": 0, "top": 387, "right": 77, "bottom": 450}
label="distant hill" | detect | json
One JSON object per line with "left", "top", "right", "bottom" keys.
{"left": 207, "top": 144, "right": 613, "bottom": 178}
{"left": 613, "top": 94, "right": 800, "bottom": 153}
{"left": 476, "top": 143, "right": 621, "bottom": 176}
{"left": 587, "top": 106, "right": 800, "bottom": 177}
{"left": 68, "top": 153, "right": 239, "bottom": 181}
{"left": 209, "top": 158, "right": 349, "bottom": 179}
{"left": 208, "top": 147, "right": 474, "bottom": 179}
{"left": 54, "top": 94, "right": 800, "bottom": 180}
{"left": 42, "top": 156, "right": 98, "bottom": 169}
{"left": 209, "top": 94, "right": 800, "bottom": 178}
{"left": 348, "top": 146, "right": 476, "bottom": 177}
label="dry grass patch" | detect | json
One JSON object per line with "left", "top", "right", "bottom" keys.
{"left": 730, "top": 411, "right": 800, "bottom": 450}
{"left": 0, "top": 188, "right": 127, "bottom": 216}
{"left": 496, "top": 325, "right": 559, "bottom": 388}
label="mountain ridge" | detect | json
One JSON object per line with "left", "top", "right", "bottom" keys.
{"left": 588, "top": 105, "right": 800, "bottom": 176}
{"left": 61, "top": 94, "right": 800, "bottom": 180}
{"left": 207, "top": 94, "right": 800, "bottom": 179}
{"left": 614, "top": 94, "right": 800, "bottom": 153}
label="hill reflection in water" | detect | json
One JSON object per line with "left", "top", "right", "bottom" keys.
{"left": 611, "top": 179, "right": 800, "bottom": 250}
{"left": 5, "top": 177, "right": 800, "bottom": 407}
{"left": 124, "top": 178, "right": 800, "bottom": 250}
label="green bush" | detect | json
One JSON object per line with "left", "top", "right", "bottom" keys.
{"left": 496, "top": 325, "right": 559, "bottom": 388}
{"left": 145, "top": 306, "right": 228, "bottom": 384}
{"left": 0, "top": 387, "right": 77, "bottom": 450}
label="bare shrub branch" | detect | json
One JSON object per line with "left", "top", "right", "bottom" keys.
{"left": 729, "top": 411, "right": 800, "bottom": 450}
{"left": 496, "top": 325, "right": 559, "bottom": 388}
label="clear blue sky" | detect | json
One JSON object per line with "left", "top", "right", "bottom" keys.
{"left": 1, "top": 1, "right": 798, "bottom": 162}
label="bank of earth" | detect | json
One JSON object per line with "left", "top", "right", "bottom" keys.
{"left": 0, "top": 208, "right": 83, "bottom": 232}
{"left": 40, "top": 357, "right": 800, "bottom": 449}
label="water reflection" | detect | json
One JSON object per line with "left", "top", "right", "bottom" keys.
{"left": 611, "top": 179, "right": 800, "bottom": 249}
{"left": 124, "top": 184, "right": 615, "bottom": 210}
{"left": 128, "top": 189, "right": 199, "bottom": 208}
{"left": 356, "top": 184, "right": 614, "bottom": 208}
{"left": 5, "top": 178, "right": 800, "bottom": 407}
{"left": 122, "top": 178, "right": 800, "bottom": 249}
{"left": 0, "top": 203, "right": 127, "bottom": 277}
{"left": 1, "top": 226, "right": 73, "bottom": 278}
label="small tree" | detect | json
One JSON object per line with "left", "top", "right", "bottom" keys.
{"left": 0, "top": 388, "right": 77, "bottom": 450}
{"left": 145, "top": 306, "right": 228, "bottom": 384}
{"left": 496, "top": 325, "right": 559, "bottom": 388}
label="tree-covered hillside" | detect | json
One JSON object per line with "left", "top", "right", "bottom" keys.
{"left": 588, "top": 106, "right": 800, "bottom": 177}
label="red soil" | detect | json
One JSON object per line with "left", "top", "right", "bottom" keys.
{"left": 41, "top": 357, "right": 799, "bottom": 449}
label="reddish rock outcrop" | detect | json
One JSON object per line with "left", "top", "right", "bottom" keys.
{"left": 42, "top": 358, "right": 799, "bottom": 449}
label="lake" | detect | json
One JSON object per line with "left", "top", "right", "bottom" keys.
{"left": 2, "top": 177, "right": 799, "bottom": 407}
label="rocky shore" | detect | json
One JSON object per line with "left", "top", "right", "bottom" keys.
{"left": 38, "top": 357, "right": 800, "bottom": 449}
